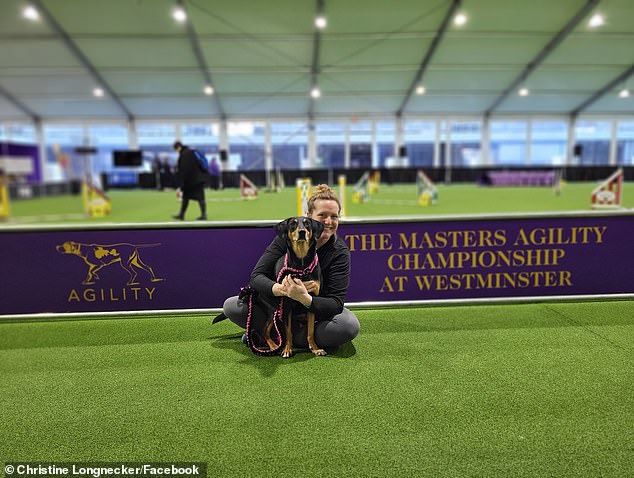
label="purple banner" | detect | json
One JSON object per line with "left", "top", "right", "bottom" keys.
{"left": 0, "top": 213, "right": 632, "bottom": 316}
{"left": 342, "top": 214, "right": 633, "bottom": 302}
{"left": 1, "top": 142, "right": 41, "bottom": 184}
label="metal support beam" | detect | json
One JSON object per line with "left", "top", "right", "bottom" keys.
{"left": 308, "top": 0, "right": 325, "bottom": 120}
{"left": 31, "top": 0, "right": 134, "bottom": 121}
{"left": 396, "top": 0, "right": 461, "bottom": 117}
{"left": 485, "top": 0, "right": 601, "bottom": 116}
{"left": 178, "top": 0, "right": 226, "bottom": 120}
{"left": 0, "top": 84, "right": 39, "bottom": 121}
{"left": 570, "top": 63, "right": 634, "bottom": 116}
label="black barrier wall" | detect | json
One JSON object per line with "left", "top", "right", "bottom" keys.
{"left": 7, "top": 166, "right": 632, "bottom": 196}
{"left": 135, "top": 166, "right": 634, "bottom": 190}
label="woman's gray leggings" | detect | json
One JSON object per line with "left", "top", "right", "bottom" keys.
{"left": 223, "top": 295, "right": 360, "bottom": 349}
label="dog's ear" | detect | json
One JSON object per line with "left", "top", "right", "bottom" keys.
{"left": 275, "top": 218, "right": 290, "bottom": 237}
{"left": 311, "top": 218, "right": 325, "bottom": 240}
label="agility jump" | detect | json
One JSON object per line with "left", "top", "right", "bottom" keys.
{"left": 591, "top": 168, "right": 623, "bottom": 209}
{"left": 352, "top": 170, "right": 439, "bottom": 208}
{"left": 0, "top": 174, "right": 10, "bottom": 220}
{"left": 267, "top": 168, "right": 285, "bottom": 193}
{"left": 240, "top": 174, "right": 258, "bottom": 200}
{"left": 0, "top": 154, "right": 36, "bottom": 220}
{"left": 296, "top": 177, "right": 312, "bottom": 215}
{"left": 82, "top": 180, "right": 112, "bottom": 217}
{"left": 416, "top": 170, "right": 438, "bottom": 206}
{"left": 351, "top": 170, "right": 381, "bottom": 205}
{"left": 338, "top": 174, "right": 346, "bottom": 217}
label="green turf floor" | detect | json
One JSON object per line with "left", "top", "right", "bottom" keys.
{"left": 1, "top": 300, "right": 633, "bottom": 477}
{"left": 4, "top": 182, "right": 634, "bottom": 225}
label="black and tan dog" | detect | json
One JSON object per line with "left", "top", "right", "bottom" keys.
{"left": 265, "top": 216, "right": 326, "bottom": 358}
{"left": 56, "top": 241, "right": 163, "bottom": 285}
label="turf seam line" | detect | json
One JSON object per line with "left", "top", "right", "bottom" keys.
{"left": 543, "top": 304, "right": 632, "bottom": 352}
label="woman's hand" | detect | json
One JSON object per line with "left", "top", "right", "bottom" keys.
{"left": 271, "top": 282, "right": 287, "bottom": 297}
{"left": 303, "top": 280, "right": 319, "bottom": 295}
{"left": 281, "top": 275, "right": 312, "bottom": 307}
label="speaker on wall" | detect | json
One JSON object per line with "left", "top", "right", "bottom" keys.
{"left": 219, "top": 149, "right": 228, "bottom": 161}
{"left": 573, "top": 144, "right": 583, "bottom": 157}
{"left": 398, "top": 145, "right": 407, "bottom": 158}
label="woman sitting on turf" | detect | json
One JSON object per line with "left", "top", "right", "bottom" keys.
{"left": 218, "top": 184, "right": 360, "bottom": 350}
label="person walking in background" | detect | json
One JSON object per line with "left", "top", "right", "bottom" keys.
{"left": 172, "top": 141, "right": 208, "bottom": 220}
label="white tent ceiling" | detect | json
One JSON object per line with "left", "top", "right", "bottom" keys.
{"left": 0, "top": 0, "right": 632, "bottom": 121}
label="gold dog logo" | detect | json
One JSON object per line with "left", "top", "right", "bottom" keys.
{"left": 56, "top": 241, "right": 164, "bottom": 285}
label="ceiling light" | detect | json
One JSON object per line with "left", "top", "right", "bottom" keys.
{"left": 204, "top": 85, "right": 214, "bottom": 95}
{"left": 415, "top": 85, "right": 426, "bottom": 95}
{"left": 588, "top": 13, "right": 604, "bottom": 28}
{"left": 172, "top": 6, "right": 187, "bottom": 23}
{"left": 315, "top": 15, "right": 327, "bottom": 29}
{"left": 619, "top": 89, "right": 630, "bottom": 98}
{"left": 22, "top": 5, "right": 40, "bottom": 21}
{"left": 310, "top": 87, "right": 321, "bottom": 99}
{"left": 93, "top": 87, "right": 104, "bottom": 98}
{"left": 453, "top": 13, "right": 468, "bottom": 26}
{"left": 518, "top": 87, "right": 529, "bottom": 97}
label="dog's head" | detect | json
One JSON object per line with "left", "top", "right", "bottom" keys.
{"left": 276, "top": 216, "right": 324, "bottom": 253}
{"left": 56, "top": 241, "right": 81, "bottom": 255}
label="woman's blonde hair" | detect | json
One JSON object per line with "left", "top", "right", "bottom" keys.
{"left": 307, "top": 184, "right": 341, "bottom": 216}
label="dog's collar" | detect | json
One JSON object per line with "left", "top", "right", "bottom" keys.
{"left": 277, "top": 253, "right": 319, "bottom": 282}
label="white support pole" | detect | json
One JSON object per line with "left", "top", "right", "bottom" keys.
{"left": 609, "top": 119, "right": 618, "bottom": 166}
{"left": 567, "top": 116, "right": 576, "bottom": 166}
{"left": 371, "top": 120, "right": 378, "bottom": 169}
{"left": 128, "top": 119, "right": 138, "bottom": 149}
{"left": 81, "top": 125, "right": 94, "bottom": 182}
{"left": 526, "top": 118, "right": 533, "bottom": 166}
{"left": 219, "top": 120, "right": 229, "bottom": 152}
{"left": 482, "top": 116, "right": 491, "bottom": 166}
{"left": 307, "top": 122, "right": 315, "bottom": 169}
{"left": 344, "top": 122, "right": 351, "bottom": 169}
{"left": 434, "top": 119, "right": 441, "bottom": 169}
{"left": 35, "top": 120, "right": 49, "bottom": 182}
{"left": 265, "top": 122, "right": 272, "bottom": 189}
{"left": 444, "top": 120, "right": 452, "bottom": 184}
{"left": 394, "top": 115, "right": 404, "bottom": 163}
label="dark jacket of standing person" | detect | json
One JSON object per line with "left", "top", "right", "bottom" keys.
{"left": 175, "top": 145, "right": 208, "bottom": 191}
{"left": 172, "top": 141, "right": 208, "bottom": 220}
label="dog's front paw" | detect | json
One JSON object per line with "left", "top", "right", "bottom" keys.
{"left": 281, "top": 344, "right": 294, "bottom": 358}
{"left": 265, "top": 337, "right": 278, "bottom": 351}
{"left": 311, "top": 348, "right": 327, "bottom": 356}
